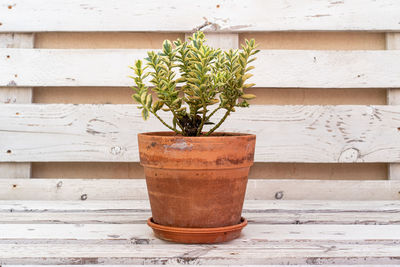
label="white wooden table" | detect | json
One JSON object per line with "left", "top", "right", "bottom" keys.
{"left": 1, "top": 199, "right": 399, "bottom": 265}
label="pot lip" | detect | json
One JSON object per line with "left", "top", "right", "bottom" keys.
{"left": 138, "top": 131, "right": 255, "bottom": 139}
{"left": 147, "top": 217, "right": 247, "bottom": 234}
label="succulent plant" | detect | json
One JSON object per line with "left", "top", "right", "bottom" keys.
{"left": 130, "top": 31, "right": 259, "bottom": 136}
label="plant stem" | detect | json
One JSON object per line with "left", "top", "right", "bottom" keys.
{"left": 205, "top": 107, "right": 231, "bottom": 136}
{"left": 205, "top": 106, "right": 221, "bottom": 122}
{"left": 152, "top": 111, "right": 182, "bottom": 134}
{"left": 170, "top": 108, "right": 186, "bottom": 135}
{"left": 196, "top": 100, "right": 208, "bottom": 136}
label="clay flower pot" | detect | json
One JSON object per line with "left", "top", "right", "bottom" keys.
{"left": 138, "top": 132, "right": 255, "bottom": 243}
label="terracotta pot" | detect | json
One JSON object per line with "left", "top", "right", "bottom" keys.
{"left": 138, "top": 132, "right": 256, "bottom": 243}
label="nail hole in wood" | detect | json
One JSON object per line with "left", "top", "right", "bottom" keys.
{"left": 81, "top": 194, "right": 88, "bottom": 201}
{"left": 6, "top": 55, "right": 10, "bottom": 59}
{"left": 14, "top": 74, "right": 17, "bottom": 78}
{"left": 12, "top": 184, "right": 17, "bottom": 188}
{"left": 15, "top": 112, "right": 19, "bottom": 115}
{"left": 275, "top": 191, "right": 284, "bottom": 200}
{"left": 216, "top": 4, "right": 220, "bottom": 8}
{"left": 8, "top": 5, "right": 12, "bottom": 9}
{"left": 0, "top": 22, "right": 2, "bottom": 26}
{"left": 6, "top": 150, "right": 11, "bottom": 154}
{"left": 397, "top": 127, "right": 400, "bottom": 131}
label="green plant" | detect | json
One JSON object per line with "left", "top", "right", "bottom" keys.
{"left": 130, "top": 31, "right": 259, "bottom": 136}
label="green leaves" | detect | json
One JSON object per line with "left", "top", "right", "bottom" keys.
{"left": 129, "top": 31, "right": 259, "bottom": 136}
{"left": 240, "top": 94, "right": 256, "bottom": 100}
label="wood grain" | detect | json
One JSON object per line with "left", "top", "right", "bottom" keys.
{"left": 0, "top": 0, "right": 399, "bottom": 32}
{"left": 0, "top": 199, "right": 399, "bottom": 264}
{"left": 0, "top": 200, "right": 399, "bottom": 225}
{"left": 2, "top": 49, "right": 400, "bottom": 88}
{"left": 0, "top": 33, "right": 33, "bottom": 178}
{"left": 386, "top": 33, "right": 400, "bottom": 180}
{"left": 1, "top": 104, "right": 400, "bottom": 163}
{"left": 0, "top": 179, "right": 399, "bottom": 200}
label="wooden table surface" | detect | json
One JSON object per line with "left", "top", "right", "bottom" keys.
{"left": 0, "top": 200, "right": 399, "bottom": 265}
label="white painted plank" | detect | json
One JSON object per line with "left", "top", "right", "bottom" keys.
{"left": 0, "top": 33, "right": 33, "bottom": 178}
{"left": 2, "top": 199, "right": 399, "bottom": 212}
{"left": 1, "top": 104, "right": 400, "bottom": 163}
{"left": 389, "top": 164, "right": 400, "bottom": 180}
{"left": 1, "top": 224, "right": 399, "bottom": 242}
{"left": 1, "top": 0, "right": 399, "bottom": 32}
{"left": 0, "top": 88, "right": 32, "bottom": 104}
{"left": 2, "top": 211, "right": 399, "bottom": 225}
{"left": 0, "top": 242, "right": 399, "bottom": 265}
{"left": 1, "top": 200, "right": 399, "bottom": 225}
{"left": 0, "top": 179, "right": 148, "bottom": 200}
{"left": 3, "top": 266, "right": 393, "bottom": 267}
{"left": 2, "top": 49, "right": 400, "bottom": 88}
{"left": 386, "top": 33, "right": 400, "bottom": 180}
{"left": 0, "top": 163, "right": 31, "bottom": 178}
{"left": 0, "top": 179, "right": 399, "bottom": 200}
{"left": 0, "top": 33, "right": 34, "bottom": 48}
{"left": 185, "top": 33, "right": 238, "bottom": 49}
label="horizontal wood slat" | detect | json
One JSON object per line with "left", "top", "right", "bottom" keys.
{"left": 1, "top": 224, "right": 400, "bottom": 243}
{"left": 2, "top": 49, "right": 400, "bottom": 88}
{"left": 0, "top": 0, "right": 399, "bottom": 32}
{"left": 0, "top": 179, "right": 399, "bottom": 200}
{"left": 0, "top": 200, "right": 399, "bottom": 225}
{"left": 1, "top": 104, "right": 400, "bottom": 163}
{"left": 0, "top": 239, "right": 399, "bottom": 264}
{"left": 0, "top": 199, "right": 398, "bottom": 265}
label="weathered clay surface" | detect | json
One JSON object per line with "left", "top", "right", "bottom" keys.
{"left": 138, "top": 132, "right": 255, "bottom": 228}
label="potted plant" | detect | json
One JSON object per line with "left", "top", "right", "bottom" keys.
{"left": 130, "top": 31, "right": 259, "bottom": 243}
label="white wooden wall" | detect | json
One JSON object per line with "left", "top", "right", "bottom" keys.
{"left": 0, "top": 0, "right": 399, "bottom": 199}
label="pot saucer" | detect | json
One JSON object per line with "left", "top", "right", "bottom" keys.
{"left": 147, "top": 217, "right": 247, "bottom": 244}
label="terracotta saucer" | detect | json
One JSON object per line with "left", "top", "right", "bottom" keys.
{"left": 147, "top": 217, "right": 247, "bottom": 244}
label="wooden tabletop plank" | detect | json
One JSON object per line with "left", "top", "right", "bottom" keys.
{"left": 0, "top": 224, "right": 399, "bottom": 242}
{"left": 1, "top": 200, "right": 399, "bottom": 225}
{"left": 1, "top": 211, "right": 399, "bottom": 225}
{"left": 0, "top": 242, "right": 399, "bottom": 265}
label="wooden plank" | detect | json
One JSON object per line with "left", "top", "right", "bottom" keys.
{"left": 2, "top": 49, "right": 400, "bottom": 88}
{"left": 1, "top": 224, "right": 399, "bottom": 242}
{"left": 2, "top": 211, "right": 399, "bottom": 225}
{"left": 0, "top": 88, "right": 32, "bottom": 104}
{"left": 0, "top": 179, "right": 399, "bottom": 200}
{"left": 0, "top": 163, "right": 31, "bottom": 178}
{"left": 0, "top": 242, "right": 399, "bottom": 265}
{"left": 1, "top": 200, "right": 399, "bottom": 212}
{"left": 185, "top": 33, "right": 238, "bottom": 49}
{"left": 1, "top": 0, "right": 399, "bottom": 32}
{"left": 386, "top": 33, "right": 400, "bottom": 180}
{"left": 0, "top": 33, "right": 33, "bottom": 178}
{"left": 0, "top": 33, "right": 34, "bottom": 48}
{"left": 3, "top": 266, "right": 394, "bottom": 267}
{"left": 1, "top": 104, "right": 400, "bottom": 163}
{"left": 0, "top": 200, "right": 399, "bottom": 225}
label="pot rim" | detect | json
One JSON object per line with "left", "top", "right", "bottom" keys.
{"left": 147, "top": 217, "right": 247, "bottom": 234}
{"left": 138, "top": 131, "right": 255, "bottom": 139}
